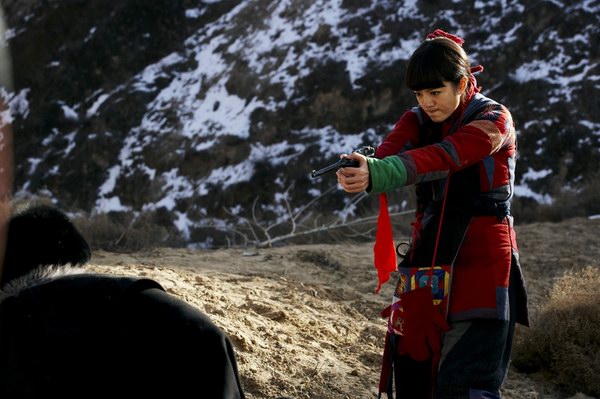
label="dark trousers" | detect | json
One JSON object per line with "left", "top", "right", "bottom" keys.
{"left": 393, "top": 349, "right": 434, "bottom": 398}
{"left": 436, "top": 318, "right": 515, "bottom": 399}
{"left": 392, "top": 317, "right": 515, "bottom": 399}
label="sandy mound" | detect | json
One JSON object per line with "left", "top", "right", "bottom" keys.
{"left": 87, "top": 217, "right": 600, "bottom": 399}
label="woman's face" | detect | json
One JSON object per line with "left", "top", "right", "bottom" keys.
{"left": 413, "top": 79, "right": 466, "bottom": 123}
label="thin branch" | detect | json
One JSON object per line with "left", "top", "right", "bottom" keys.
{"left": 222, "top": 206, "right": 261, "bottom": 244}
{"left": 253, "top": 209, "right": 414, "bottom": 248}
{"left": 220, "top": 182, "right": 415, "bottom": 248}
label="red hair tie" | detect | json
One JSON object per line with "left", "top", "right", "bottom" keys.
{"left": 471, "top": 65, "right": 484, "bottom": 74}
{"left": 426, "top": 29, "right": 465, "bottom": 47}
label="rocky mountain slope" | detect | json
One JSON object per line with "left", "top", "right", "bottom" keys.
{"left": 2, "top": 0, "right": 599, "bottom": 247}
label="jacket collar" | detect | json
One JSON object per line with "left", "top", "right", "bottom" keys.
{"left": 0, "top": 265, "right": 86, "bottom": 304}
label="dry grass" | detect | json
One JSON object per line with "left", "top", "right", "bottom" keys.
{"left": 513, "top": 265, "right": 600, "bottom": 397}
{"left": 73, "top": 211, "right": 185, "bottom": 252}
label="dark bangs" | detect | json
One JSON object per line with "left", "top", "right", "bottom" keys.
{"left": 405, "top": 39, "right": 469, "bottom": 91}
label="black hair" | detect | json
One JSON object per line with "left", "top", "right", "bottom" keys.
{"left": 1, "top": 204, "right": 91, "bottom": 286}
{"left": 405, "top": 38, "right": 471, "bottom": 91}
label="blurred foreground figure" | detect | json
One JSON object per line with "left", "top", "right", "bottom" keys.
{"left": 0, "top": 3, "right": 14, "bottom": 289}
{"left": 0, "top": 203, "right": 245, "bottom": 398}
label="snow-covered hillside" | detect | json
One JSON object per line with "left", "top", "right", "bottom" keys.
{"left": 2, "top": 0, "right": 599, "bottom": 247}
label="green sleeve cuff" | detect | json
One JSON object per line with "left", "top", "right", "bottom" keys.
{"left": 367, "top": 156, "right": 408, "bottom": 194}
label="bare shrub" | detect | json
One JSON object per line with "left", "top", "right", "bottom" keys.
{"left": 512, "top": 265, "right": 600, "bottom": 397}
{"left": 218, "top": 184, "right": 415, "bottom": 247}
{"left": 73, "top": 210, "right": 185, "bottom": 252}
{"left": 296, "top": 249, "right": 342, "bottom": 270}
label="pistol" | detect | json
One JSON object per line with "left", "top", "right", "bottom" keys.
{"left": 311, "top": 146, "right": 375, "bottom": 179}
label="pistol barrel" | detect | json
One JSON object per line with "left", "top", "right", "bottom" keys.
{"left": 311, "top": 158, "right": 359, "bottom": 179}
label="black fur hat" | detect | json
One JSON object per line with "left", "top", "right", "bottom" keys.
{"left": 1, "top": 203, "right": 91, "bottom": 286}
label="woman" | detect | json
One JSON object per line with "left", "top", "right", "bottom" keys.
{"left": 336, "top": 30, "right": 529, "bottom": 398}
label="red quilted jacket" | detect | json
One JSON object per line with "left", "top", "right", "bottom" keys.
{"left": 375, "top": 90, "right": 529, "bottom": 325}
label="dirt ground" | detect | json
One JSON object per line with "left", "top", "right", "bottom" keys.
{"left": 87, "top": 216, "right": 600, "bottom": 399}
